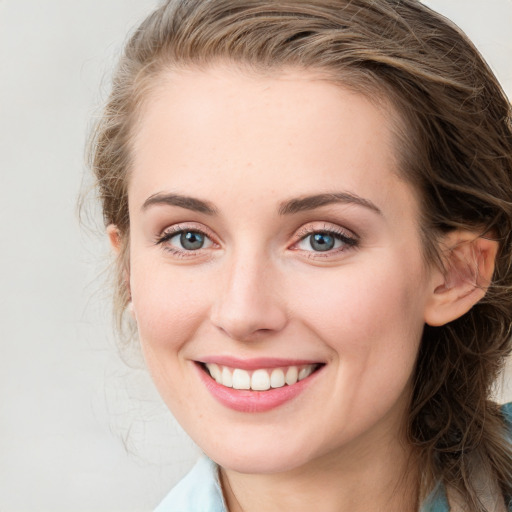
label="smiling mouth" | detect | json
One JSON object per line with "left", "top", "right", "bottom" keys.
{"left": 200, "top": 362, "right": 323, "bottom": 391}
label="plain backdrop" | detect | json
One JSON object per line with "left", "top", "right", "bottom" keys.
{"left": 0, "top": 1, "right": 511, "bottom": 511}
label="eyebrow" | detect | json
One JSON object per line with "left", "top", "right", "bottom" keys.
{"left": 278, "top": 192, "right": 382, "bottom": 215}
{"left": 141, "top": 191, "right": 381, "bottom": 217}
{"left": 141, "top": 193, "right": 218, "bottom": 215}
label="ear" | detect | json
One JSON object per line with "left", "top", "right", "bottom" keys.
{"left": 107, "top": 224, "right": 135, "bottom": 317}
{"left": 424, "top": 230, "right": 498, "bottom": 327}
{"left": 107, "top": 224, "right": 122, "bottom": 254}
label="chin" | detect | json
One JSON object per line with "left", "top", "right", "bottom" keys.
{"left": 202, "top": 434, "right": 324, "bottom": 475}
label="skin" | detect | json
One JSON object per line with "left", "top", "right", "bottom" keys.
{"left": 113, "top": 66, "right": 495, "bottom": 511}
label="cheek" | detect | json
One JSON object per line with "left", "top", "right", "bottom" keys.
{"left": 291, "top": 258, "right": 426, "bottom": 388}
{"left": 301, "top": 268, "right": 426, "bottom": 437}
{"left": 296, "top": 262, "right": 425, "bottom": 340}
{"left": 128, "top": 260, "right": 214, "bottom": 417}
{"left": 130, "top": 259, "right": 212, "bottom": 353}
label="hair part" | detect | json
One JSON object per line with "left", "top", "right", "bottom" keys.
{"left": 88, "top": 1, "right": 512, "bottom": 508}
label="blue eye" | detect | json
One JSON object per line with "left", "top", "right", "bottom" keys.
{"left": 180, "top": 231, "right": 206, "bottom": 250}
{"left": 309, "top": 233, "right": 335, "bottom": 251}
{"left": 157, "top": 228, "right": 213, "bottom": 252}
{"left": 295, "top": 229, "right": 357, "bottom": 253}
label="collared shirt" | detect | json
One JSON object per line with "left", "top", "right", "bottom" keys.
{"left": 155, "top": 403, "right": 512, "bottom": 511}
{"left": 154, "top": 457, "right": 226, "bottom": 512}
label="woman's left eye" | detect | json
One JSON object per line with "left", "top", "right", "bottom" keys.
{"left": 294, "top": 229, "right": 358, "bottom": 253}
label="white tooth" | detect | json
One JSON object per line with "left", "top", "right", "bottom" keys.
{"left": 232, "top": 369, "right": 251, "bottom": 390}
{"left": 285, "top": 366, "right": 298, "bottom": 386}
{"left": 270, "top": 368, "right": 285, "bottom": 388}
{"left": 251, "top": 369, "right": 271, "bottom": 391}
{"left": 298, "top": 366, "right": 312, "bottom": 381}
{"left": 207, "top": 363, "right": 221, "bottom": 383}
{"left": 221, "top": 367, "right": 233, "bottom": 388}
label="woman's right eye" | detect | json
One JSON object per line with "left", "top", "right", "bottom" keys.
{"left": 173, "top": 231, "right": 212, "bottom": 250}
{"left": 156, "top": 228, "right": 214, "bottom": 253}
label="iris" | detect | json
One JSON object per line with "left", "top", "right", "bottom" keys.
{"left": 310, "top": 233, "right": 335, "bottom": 251}
{"left": 181, "top": 231, "right": 205, "bottom": 250}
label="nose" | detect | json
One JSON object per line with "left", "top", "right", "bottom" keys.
{"left": 209, "top": 252, "right": 288, "bottom": 341}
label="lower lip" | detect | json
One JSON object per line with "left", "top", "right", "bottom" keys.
{"left": 195, "top": 363, "right": 322, "bottom": 413}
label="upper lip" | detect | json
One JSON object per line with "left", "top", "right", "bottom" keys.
{"left": 196, "top": 356, "right": 324, "bottom": 370}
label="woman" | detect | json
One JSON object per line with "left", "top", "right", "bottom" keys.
{"left": 89, "top": 0, "right": 512, "bottom": 510}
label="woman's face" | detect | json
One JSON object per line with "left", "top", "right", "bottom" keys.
{"left": 125, "top": 66, "right": 437, "bottom": 474}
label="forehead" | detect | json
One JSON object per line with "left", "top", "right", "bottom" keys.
{"left": 128, "top": 66, "right": 418, "bottom": 224}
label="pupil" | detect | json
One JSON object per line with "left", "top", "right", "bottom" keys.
{"left": 181, "top": 231, "right": 204, "bottom": 250}
{"left": 310, "top": 233, "right": 334, "bottom": 252}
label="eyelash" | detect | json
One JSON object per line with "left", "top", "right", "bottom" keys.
{"left": 154, "top": 224, "right": 359, "bottom": 258}
{"left": 154, "top": 224, "right": 216, "bottom": 258}
{"left": 291, "top": 225, "right": 359, "bottom": 256}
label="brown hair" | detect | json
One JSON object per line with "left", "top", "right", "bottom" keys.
{"left": 88, "top": 0, "right": 512, "bottom": 508}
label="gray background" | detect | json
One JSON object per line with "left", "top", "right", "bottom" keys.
{"left": 0, "top": 1, "right": 511, "bottom": 511}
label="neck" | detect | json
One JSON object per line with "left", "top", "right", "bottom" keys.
{"left": 220, "top": 433, "right": 419, "bottom": 512}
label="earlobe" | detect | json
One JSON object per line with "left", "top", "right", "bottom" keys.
{"left": 424, "top": 230, "right": 498, "bottom": 327}
{"left": 107, "top": 224, "right": 122, "bottom": 254}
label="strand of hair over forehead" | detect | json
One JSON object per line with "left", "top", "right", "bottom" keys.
{"left": 130, "top": 0, "right": 481, "bottom": 94}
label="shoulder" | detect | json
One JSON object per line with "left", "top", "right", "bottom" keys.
{"left": 502, "top": 403, "right": 512, "bottom": 511}
{"left": 154, "top": 456, "right": 227, "bottom": 512}
{"left": 421, "top": 403, "right": 512, "bottom": 512}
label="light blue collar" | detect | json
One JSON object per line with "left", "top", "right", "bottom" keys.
{"left": 420, "top": 481, "right": 450, "bottom": 512}
{"left": 154, "top": 456, "right": 226, "bottom": 512}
